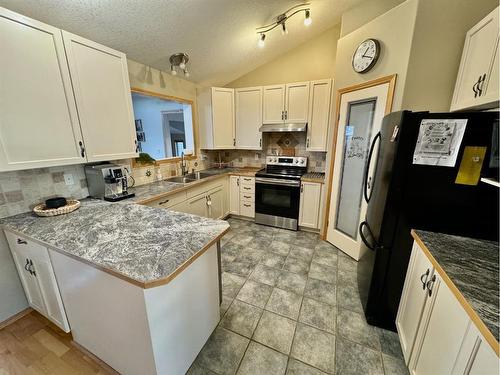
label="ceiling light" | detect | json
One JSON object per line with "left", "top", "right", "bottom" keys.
{"left": 169, "top": 53, "right": 190, "bottom": 77}
{"left": 255, "top": 3, "right": 310, "bottom": 43}
{"left": 304, "top": 10, "right": 312, "bottom": 26}
{"left": 258, "top": 33, "right": 266, "bottom": 48}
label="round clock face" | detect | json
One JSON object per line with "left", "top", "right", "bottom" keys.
{"left": 352, "top": 39, "right": 380, "bottom": 73}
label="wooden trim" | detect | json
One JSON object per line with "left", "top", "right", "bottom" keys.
{"left": 301, "top": 177, "right": 325, "bottom": 184}
{"left": 320, "top": 74, "right": 397, "bottom": 240}
{"left": 130, "top": 87, "right": 198, "bottom": 167}
{"left": 411, "top": 230, "right": 500, "bottom": 356}
{"left": 0, "top": 307, "right": 33, "bottom": 329}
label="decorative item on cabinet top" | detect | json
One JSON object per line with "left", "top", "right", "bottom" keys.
{"left": 0, "top": 6, "right": 138, "bottom": 172}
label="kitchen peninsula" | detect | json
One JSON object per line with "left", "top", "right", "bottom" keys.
{"left": 1, "top": 200, "right": 229, "bottom": 374}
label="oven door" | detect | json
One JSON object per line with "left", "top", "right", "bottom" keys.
{"left": 255, "top": 177, "right": 301, "bottom": 219}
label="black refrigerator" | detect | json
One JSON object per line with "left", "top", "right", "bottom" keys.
{"left": 357, "top": 110, "right": 499, "bottom": 331}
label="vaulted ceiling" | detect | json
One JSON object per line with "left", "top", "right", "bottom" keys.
{"left": 0, "top": 0, "right": 366, "bottom": 86}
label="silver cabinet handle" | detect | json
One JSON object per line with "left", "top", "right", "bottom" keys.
{"left": 24, "top": 258, "right": 31, "bottom": 273}
{"left": 17, "top": 238, "right": 27, "bottom": 245}
{"left": 426, "top": 275, "right": 436, "bottom": 297}
{"left": 237, "top": 178, "right": 240, "bottom": 186}
{"left": 306, "top": 138, "right": 310, "bottom": 148}
{"left": 243, "top": 178, "right": 252, "bottom": 181}
{"left": 243, "top": 195, "right": 252, "bottom": 199}
{"left": 243, "top": 187, "right": 251, "bottom": 190}
{"left": 259, "top": 139, "right": 262, "bottom": 147}
{"left": 243, "top": 204, "right": 251, "bottom": 207}
{"left": 158, "top": 198, "right": 170, "bottom": 205}
{"left": 420, "top": 269, "right": 430, "bottom": 290}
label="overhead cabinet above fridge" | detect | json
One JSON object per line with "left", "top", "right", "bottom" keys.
{"left": 0, "top": 7, "right": 138, "bottom": 172}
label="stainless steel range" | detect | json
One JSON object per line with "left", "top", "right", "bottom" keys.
{"left": 255, "top": 156, "right": 308, "bottom": 230}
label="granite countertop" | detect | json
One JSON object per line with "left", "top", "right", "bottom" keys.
{"left": 129, "top": 167, "right": 262, "bottom": 204}
{"left": 412, "top": 230, "right": 499, "bottom": 343}
{"left": 1, "top": 199, "right": 229, "bottom": 288}
{"left": 302, "top": 172, "right": 325, "bottom": 183}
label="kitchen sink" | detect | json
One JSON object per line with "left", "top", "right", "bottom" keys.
{"left": 165, "top": 172, "right": 216, "bottom": 184}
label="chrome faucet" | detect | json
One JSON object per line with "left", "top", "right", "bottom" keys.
{"left": 181, "top": 152, "right": 187, "bottom": 176}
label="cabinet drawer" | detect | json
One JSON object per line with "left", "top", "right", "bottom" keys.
{"left": 4, "top": 231, "right": 50, "bottom": 262}
{"left": 145, "top": 191, "right": 187, "bottom": 209}
{"left": 240, "top": 183, "right": 255, "bottom": 194}
{"left": 240, "top": 201, "right": 255, "bottom": 218}
{"left": 240, "top": 176, "right": 255, "bottom": 185}
{"left": 241, "top": 192, "right": 254, "bottom": 202}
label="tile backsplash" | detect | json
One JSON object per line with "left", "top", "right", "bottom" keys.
{"left": 0, "top": 165, "right": 89, "bottom": 218}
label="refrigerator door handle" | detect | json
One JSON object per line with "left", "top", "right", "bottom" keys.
{"left": 359, "top": 221, "right": 378, "bottom": 251}
{"left": 364, "top": 132, "right": 382, "bottom": 203}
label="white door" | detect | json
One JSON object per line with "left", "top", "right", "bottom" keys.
{"left": 208, "top": 186, "right": 224, "bottom": 219}
{"left": 396, "top": 242, "right": 434, "bottom": 364}
{"left": 326, "top": 82, "right": 391, "bottom": 260}
{"left": 299, "top": 182, "right": 322, "bottom": 229}
{"left": 0, "top": 8, "right": 85, "bottom": 171}
{"left": 307, "top": 79, "right": 332, "bottom": 151}
{"left": 229, "top": 176, "right": 240, "bottom": 215}
{"left": 285, "top": 82, "right": 310, "bottom": 123}
{"left": 62, "top": 31, "right": 138, "bottom": 162}
{"left": 211, "top": 88, "right": 235, "bottom": 149}
{"left": 186, "top": 194, "right": 209, "bottom": 217}
{"left": 411, "top": 275, "right": 470, "bottom": 375}
{"left": 451, "top": 7, "right": 499, "bottom": 111}
{"left": 263, "top": 85, "right": 285, "bottom": 124}
{"left": 235, "top": 87, "right": 262, "bottom": 149}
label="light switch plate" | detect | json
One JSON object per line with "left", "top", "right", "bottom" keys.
{"left": 63, "top": 174, "right": 74, "bottom": 185}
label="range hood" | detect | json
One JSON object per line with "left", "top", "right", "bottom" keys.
{"left": 259, "top": 123, "right": 307, "bottom": 132}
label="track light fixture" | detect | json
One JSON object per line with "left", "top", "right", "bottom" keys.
{"left": 256, "top": 3, "right": 311, "bottom": 47}
{"left": 169, "top": 53, "right": 190, "bottom": 77}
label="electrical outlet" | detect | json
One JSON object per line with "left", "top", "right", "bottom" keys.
{"left": 63, "top": 173, "right": 74, "bottom": 185}
{"left": 255, "top": 153, "right": 260, "bottom": 160}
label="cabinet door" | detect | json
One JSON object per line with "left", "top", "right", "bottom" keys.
{"left": 451, "top": 7, "right": 499, "bottom": 111}
{"left": 411, "top": 275, "right": 470, "bottom": 375}
{"left": 168, "top": 200, "right": 188, "bottom": 214}
{"left": 235, "top": 87, "right": 262, "bottom": 150}
{"left": 468, "top": 338, "right": 499, "bottom": 375}
{"left": 211, "top": 88, "right": 235, "bottom": 149}
{"left": 5, "top": 233, "right": 46, "bottom": 314}
{"left": 229, "top": 176, "right": 240, "bottom": 215}
{"left": 263, "top": 85, "right": 286, "bottom": 124}
{"left": 208, "top": 187, "right": 224, "bottom": 219}
{"left": 62, "top": 31, "right": 138, "bottom": 162}
{"left": 396, "top": 242, "right": 434, "bottom": 364}
{"left": 285, "top": 82, "right": 310, "bottom": 123}
{"left": 298, "top": 182, "right": 322, "bottom": 229}
{"left": 307, "top": 80, "right": 332, "bottom": 151}
{"left": 33, "top": 255, "right": 70, "bottom": 332}
{"left": 186, "top": 194, "right": 209, "bottom": 217}
{"left": 0, "top": 8, "right": 84, "bottom": 171}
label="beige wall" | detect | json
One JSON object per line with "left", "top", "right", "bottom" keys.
{"left": 401, "top": 0, "right": 499, "bottom": 111}
{"left": 340, "top": 0, "right": 407, "bottom": 37}
{"left": 226, "top": 24, "right": 341, "bottom": 88}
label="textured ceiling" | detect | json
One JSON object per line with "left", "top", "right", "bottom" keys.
{"left": 0, "top": 0, "right": 365, "bottom": 86}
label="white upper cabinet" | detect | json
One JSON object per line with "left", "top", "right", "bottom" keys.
{"left": 198, "top": 87, "right": 235, "bottom": 149}
{"left": 263, "top": 85, "right": 286, "bottom": 124}
{"left": 451, "top": 7, "right": 499, "bottom": 111}
{"left": 307, "top": 79, "right": 332, "bottom": 151}
{"left": 235, "top": 87, "right": 262, "bottom": 150}
{"left": 285, "top": 82, "right": 310, "bottom": 123}
{"left": 62, "top": 31, "right": 138, "bottom": 162}
{"left": 262, "top": 82, "right": 310, "bottom": 124}
{"left": 0, "top": 8, "right": 85, "bottom": 171}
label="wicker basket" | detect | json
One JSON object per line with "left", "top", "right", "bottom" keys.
{"left": 33, "top": 200, "right": 81, "bottom": 217}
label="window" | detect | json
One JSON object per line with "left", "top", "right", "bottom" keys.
{"left": 131, "top": 91, "right": 195, "bottom": 161}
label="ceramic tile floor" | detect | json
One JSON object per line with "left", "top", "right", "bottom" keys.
{"left": 188, "top": 218, "right": 409, "bottom": 375}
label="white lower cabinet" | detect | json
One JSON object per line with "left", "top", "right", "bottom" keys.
{"left": 298, "top": 182, "right": 322, "bottom": 229}
{"left": 207, "top": 186, "right": 224, "bottom": 219}
{"left": 229, "top": 176, "right": 240, "bottom": 215}
{"left": 397, "top": 241, "right": 498, "bottom": 375}
{"left": 5, "top": 230, "right": 70, "bottom": 332}
{"left": 228, "top": 175, "right": 255, "bottom": 218}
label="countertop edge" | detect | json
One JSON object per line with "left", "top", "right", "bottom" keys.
{"left": 134, "top": 169, "right": 261, "bottom": 205}
{"left": 3, "top": 223, "right": 229, "bottom": 290}
{"left": 411, "top": 229, "right": 500, "bottom": 356}
{"left": 301, "top": 177, "right": 325, "bottom": 184}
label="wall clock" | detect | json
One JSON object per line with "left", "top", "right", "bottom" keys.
{"left": 352, "top": 39, "right": 381, "bottom": 73}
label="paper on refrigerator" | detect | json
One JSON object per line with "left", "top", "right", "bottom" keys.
{"left": 413, "top": 119, "right": 467, "bottom": 167}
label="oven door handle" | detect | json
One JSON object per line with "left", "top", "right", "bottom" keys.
{"left": 255, "top": 178, "right": 301, "bottom": 187}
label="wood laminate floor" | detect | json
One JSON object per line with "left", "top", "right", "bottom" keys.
{"left": 0, "top": 311, "right": 116, "bottom": 375}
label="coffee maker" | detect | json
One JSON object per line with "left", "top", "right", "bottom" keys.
{"left": 85, "top": 164, "right": 135, "bottom": 202}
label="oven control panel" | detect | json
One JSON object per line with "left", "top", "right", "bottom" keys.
{"left": 266, "top": 156, "right": 307, "bottom": 166}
